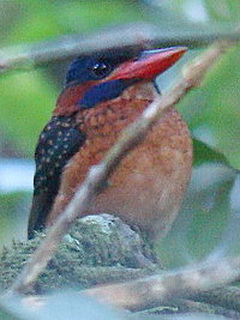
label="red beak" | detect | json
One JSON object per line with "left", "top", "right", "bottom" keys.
{"left": 111, "top": 47, "right": 187, "bottom": 81}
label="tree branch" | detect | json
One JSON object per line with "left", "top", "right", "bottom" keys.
{"left": 0, "top": 23, "right": 239, "bottom": 73}
{"left": 7, "top": 39, "right": 234, "bottom": 295}
{"left": 84, "top": 256, "right": 240, "bottom": 311}
{"left": 7, "top": 257, "right": 240, "bottom": 314}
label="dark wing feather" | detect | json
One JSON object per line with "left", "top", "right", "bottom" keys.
{"left": 28, "top": 116, "right": 86, "bottom": 238}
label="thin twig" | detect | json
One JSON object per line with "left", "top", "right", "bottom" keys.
{"left": 0, "top": 23, "right": 239, "bottom": 73}
{"left": 7, "top": 39, "right": 233, "bottom": 295}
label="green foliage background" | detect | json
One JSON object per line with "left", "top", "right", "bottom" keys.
{"left": 0, "top": 0, "right": 240, "bottom": 269}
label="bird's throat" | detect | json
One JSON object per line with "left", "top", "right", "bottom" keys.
{"left": 76, "top": 82, "right": 159, "bottom": 137}
{"left": 54, "top": 81, "right": 158, "bottom": 117}
{"left": 120, "top": 81, "right": 159, "bottom": 101}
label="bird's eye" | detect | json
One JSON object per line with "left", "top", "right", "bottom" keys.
{"left": 91, "top": 61, "right": 112, "bottom": 78}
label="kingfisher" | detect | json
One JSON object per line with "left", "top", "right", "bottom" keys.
{"left": 28, "top": 46, "right": 192, "bottom": 240}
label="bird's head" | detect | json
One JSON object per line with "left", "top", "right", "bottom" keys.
{"left": 54, "top": 46, "right": 187, "bottom": 116}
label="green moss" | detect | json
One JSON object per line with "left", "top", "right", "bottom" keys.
{"left": 0, "top": 215, "right": 159, "bottom": 294}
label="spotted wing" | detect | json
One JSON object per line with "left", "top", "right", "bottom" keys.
{"left": 28, "top": 116, "right": 86, "bottom": 238}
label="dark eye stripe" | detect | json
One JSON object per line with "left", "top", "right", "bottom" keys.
{"left": 64, "top": 49, "right": 140, "bottom": 87}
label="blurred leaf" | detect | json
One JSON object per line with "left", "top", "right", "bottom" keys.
{"left": 193, "top": 138, "right": 229, "bottom": 166}
{"left": 3, "top": 0, "right": 143, "bottom": 46}
{"left": 181, "top": 45, "right": 240, "bottom": 168}
{"left": 0, "top": 70, "right": 56, "bottom": 157}
{"left": 158, "top": 139, "right": 238, "bottom": 267}
{"left": 205, "top": 0, "right": 240, "bottom": 22}
{"left": 159, "top": 142, "right": 237, "bottom": 269}
{"left": 214, "top": 172, "right": 240, "bottom": 258}
{"left": 55, "top": 0, "right": 143, "bottom": 34}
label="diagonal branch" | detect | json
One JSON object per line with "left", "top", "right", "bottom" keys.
{"left": 7, "top": 39, "right": 233, "bottom": 295}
